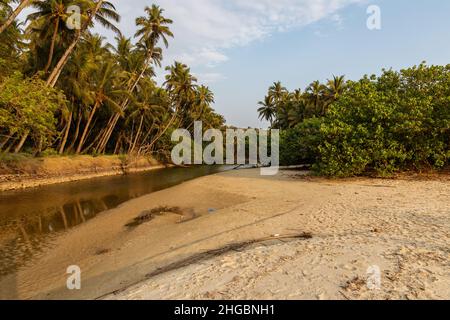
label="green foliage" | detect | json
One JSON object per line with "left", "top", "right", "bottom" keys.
{"left": 272, "top": 63, "right": 450, "bottom": 176}
{"left": 315, "top": 64, "right": 450, "bottom": 177}
{"left": 0, "top": 72, "right": 66, "bottom": 152}
{"left": 0, "top": 2, "right": 225, "bottom": 159}
{"left": 280, "top": 118, "right": 323, "bottom": 166}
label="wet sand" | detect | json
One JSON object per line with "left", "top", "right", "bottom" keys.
{"left": 0, "top": 169, "right": 448, "bottom": 300}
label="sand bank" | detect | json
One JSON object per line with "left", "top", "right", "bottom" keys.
{"left": 0, "top": 169, "right": 448, "bottom": 300}
{"left": 0, "top": 155, "right": 168, "bottom": 191}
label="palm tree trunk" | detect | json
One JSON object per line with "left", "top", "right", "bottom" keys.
{"left": 14, "top": 130, "right": 29, "bottom": 153}
{"left": 59, "top": 111, "right": 72, "bottom": 154}
{"left": 67, "top": 110, "right": 82, "bottom": 152}
{"left": 0, "top": 0, "right": 31, "bottom": 35}
{"left": 95, "top": 52, "right": 153, "bottom": 153}
{"left": 46, "top": 30, "right": 80, "bottom": 87}
{"left": 0, "top": 135, "right": 11, "bottom": 151}
{"left": 46, "top": 0, "right": 105, "bottom": 87}
{"left": 148, "top": 111, "right": 178, "bottom": 150}
{"left": 113, "top": 133, "right": 123, "bottom": 154}
{"left": 44, "top": 19, "right": 59, "bottom": 74}
{"left": 76, "top": 102, "right": 99, "bottom": 154}
{"left": 130, "top": 115, "right": 144, "bottom": 154}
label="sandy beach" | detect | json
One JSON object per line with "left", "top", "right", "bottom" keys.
{"left": 0, "top": 169, "right": 448, "bottom": 300}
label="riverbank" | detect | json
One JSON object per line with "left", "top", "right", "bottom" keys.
{"left": 0, "top": 154, "right": 169, "bottom": 191}
{"left": 0, "top": 168, "right": 448, "bottom": 300}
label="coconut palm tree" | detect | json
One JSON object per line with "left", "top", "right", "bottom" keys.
{"left": 26, "top": 0, "right": 76, "bottom": 74}
{"left": 258, "top": 95, "right": 276, "bottom": 127}
{"left": 94, "top": 4, "right": 172, "bottom": 153}
{"left": 0, "top": 0, "right": 32, "bottom": 35}
{"left": 306, "top": 80, "right": 327, "bottom": 116}
{"left": 165, "top": 61, "right": 197, "bottom": 125}
{"left": 57, "top": 37, "right": 97, "bottom": 154}
{"left": 46, "top": 0, "right": 120, "bottom": 87}
{"left": 76, "top": 58, "right": 121, "bottom": 154}
{"left": 195, "top": 85, "right": 214, "bottom": 117}
{"left": 326, "top": 75, "right": 346, "bottom": 100}
{"left": 127, "top": 80, "right": 166, "bottom": 154}
{"left": 268, "top": 81, "right": 288, "bottom": 105}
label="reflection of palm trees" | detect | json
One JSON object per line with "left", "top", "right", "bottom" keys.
{"left": 76, "top": 201, "right": 86, "bottom": 223}
{"left": 17, "top": 223, "right": 30, "bottom": 244}
{"left": 38, "top": 215, "right": 43, "bottom": 233}
{"left": 59, "top": 206, "right": 68, "bottom": 230}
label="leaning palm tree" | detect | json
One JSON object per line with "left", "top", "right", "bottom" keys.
{"left": 94, "top": 4, "right": 173, "bottom": 153}
{"left": 127, "top": 81, "right": 165, "bottom": 154}
{"left": 46, "top": 0, "right": 120, "bottom": 87}
{"left": 26, "top": 0, "right": 76, "bottom": 74}
{"left": 0, "top": 0, "right": 32, "bottom": 35}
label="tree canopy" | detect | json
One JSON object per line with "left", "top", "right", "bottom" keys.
{"left": 0, "top": 1, "right": 225, "bottom": 158}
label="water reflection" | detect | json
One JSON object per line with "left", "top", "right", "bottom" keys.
{"left": 0, "top": 165, "right": 230, "bottom": 277}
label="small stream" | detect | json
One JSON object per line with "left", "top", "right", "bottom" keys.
{"left": 0, "top": 165, "right": 232, "bottom": 277}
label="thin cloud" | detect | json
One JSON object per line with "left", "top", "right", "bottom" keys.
{"left": 111, "top": 0, "right": 363, "bottom": 71}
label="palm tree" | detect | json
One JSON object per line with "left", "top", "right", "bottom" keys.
{"left": 258, "top": 95, "right": 275, "bottom": 127}
{"left": 0, "top": 2, "right": 23, "bottom": 77}
{"left": 127, "top": 80, "right": 165, "bottom": 154}
{"left": 0, "top": 0, "right": 32, "bottom": 35}
{"left": 326, "top": 75, "right": 346, "bottom": 100}
{"left": 195, "top": 85, "right": 214, "bottom": 116}
{"left": 287, "top": 89, "right": 307, "bottom": 126}
{"left": 306, "top": 80, "right": 326, "bottom": 116}
{"left": 94, "top": 4, "right": 172, "bottom": 153}
{"left": 46, "top": 0, "right": 120, "bottom": 87}
{"left": 268, "top": 81, "right": 288, "bottom": 104}
{"left": 26, "top": 0, "right": 76, "bottom": 74}
{"left": 57, "top": 38, "right": 97, "bottom": 154}
{"left": 76, "top": 58, "right": 121, "bottom": 154}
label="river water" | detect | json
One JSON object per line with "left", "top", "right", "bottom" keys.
{"left": 0, "top": 165, "right": 232, "bottom": 277}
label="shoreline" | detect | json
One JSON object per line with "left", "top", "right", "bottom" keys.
{"left": 0, "top": 155, "right": 172, "bottom": 192}
{"left": 0, "top": 169, "right": 448, "bottom": 300}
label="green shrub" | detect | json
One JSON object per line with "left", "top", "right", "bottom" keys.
{"left": 0, "top": 72, "right": 67, "bottom": 153}
{"left": 315, "top": 64, "right": 450, "bottom": 177}
{"left": 280, "top": 118, "right": 323, "bottom": 166}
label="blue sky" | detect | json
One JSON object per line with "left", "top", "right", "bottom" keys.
{"left": 87, "top": 1, "right": 450, "bottom": 127}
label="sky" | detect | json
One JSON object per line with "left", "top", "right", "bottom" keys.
{"left": 42, "top": 1, "right": 450, "bottom": 127}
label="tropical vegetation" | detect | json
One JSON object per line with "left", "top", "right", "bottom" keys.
{"left": 0, "top": 0, "right": 224, "bottom": 160}
{"left": 260, "top": 64, "right": 450, "bottom": 176}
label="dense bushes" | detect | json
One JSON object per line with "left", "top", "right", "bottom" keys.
{"left": 0, "top": 72, "right": 66, "bottom": 154}
{"left": 279, "top": 118, "right": 322, "bottom": 166}
{"left": 276, "top": 63, "right": 450, "bottom": 176}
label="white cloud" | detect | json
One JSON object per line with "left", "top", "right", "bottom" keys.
{"left": 111, "top": 0, "right": 363, "bottom": 77}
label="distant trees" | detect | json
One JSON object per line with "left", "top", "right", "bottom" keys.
{"left": 260, "top": 64, "right": 450, "bottom": 176}
{"left": 258, "top": 76, "right": 347, "bottom": 130}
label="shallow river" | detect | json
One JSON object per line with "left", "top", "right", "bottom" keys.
{"left": 0, "top": 165, "right": 232, "bottom": 277}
